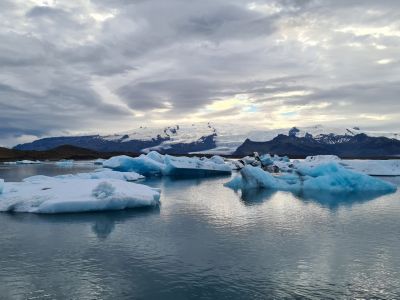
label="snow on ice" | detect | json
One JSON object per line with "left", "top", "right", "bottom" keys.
{"left": 24, "top": 169, "right": 144, "bottom": 182}
{"left": 0, "top": 178, "right": 160, "bottom": 213}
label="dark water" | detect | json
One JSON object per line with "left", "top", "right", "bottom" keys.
{"left": 0, "top": 163, "right": 400, "bottom": 299}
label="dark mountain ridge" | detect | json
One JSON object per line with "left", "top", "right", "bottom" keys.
{"left": 234, "top": 133, "right": 400, "bottom": 157}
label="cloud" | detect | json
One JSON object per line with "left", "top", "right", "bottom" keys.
{"left": 0, "top": 0, "right": 399, "bottom": 146}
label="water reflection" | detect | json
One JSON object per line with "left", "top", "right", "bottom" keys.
{"left": 238, "top": 188, "right": 276, "bottom": 205}
{"left": 2, "top": 207, "right": 160, "bottom": 239}
{"left": 298, "top": 190, "right": 395, "bottom": 209}
{"left": 232, "top": 187, "right": 395, "bottom": 210}
{"left": 0, "top": 162, "right": 97, "bottom": 182}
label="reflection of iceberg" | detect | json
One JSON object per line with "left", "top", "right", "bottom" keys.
{"left": 226, "top": 163, "right": 397, "bottom": 194}
{"left": 103, "top": 151, "right": 231, "bottom": 177}
{"left": 239, "top": 188, "right": 276, "bottom": 205}
{"left": 297, "top": 189, "right": 394, "bottom": 209}
{"left": 2, "top": 207, "right": 159, "bottom": 238}
{"left": 92, "top": 215, "right": 115, "bottom": 238}
{"left": 0, "top": 178, "right": 160, "bottom": 213}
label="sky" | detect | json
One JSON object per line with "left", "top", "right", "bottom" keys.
{"left": 1, "top": 0, "right": 400, "bottom": 146}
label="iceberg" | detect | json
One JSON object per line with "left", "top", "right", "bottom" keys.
{"left": 304, "top": 155, "right": 341, "bottom": 163}
{"left": 103, "top": 151, "right": 232, "bottom": 177}
{"left": 225, "top": 163, "right": 397, "bottom": 194}
{"left": 16, "top": 160, "right": 41, "bottom": 165}
{"left": 0, "top": 178, "right": 160, "bottom": 213}
{"left": 103, "top": 154, "right": 164, "bottom": 175}
{"left": 94, "top": 158, "right": 106, "bottom": 165}
{"left": 341, "top": 159, "right": 400, "bottom": 176}
{"left": 24, "top": 169, "right": 144, "bottom": 182}
{"left": 0, "top": 179, "right": 3, "bottom": 194}
{"left": 163, "top": 155, "right": 231, "bottom": 177}
{"left": 55, "top": 160, "right": 74, "bottom": 167}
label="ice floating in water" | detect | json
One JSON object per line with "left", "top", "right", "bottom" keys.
{"left": 103, "top": 151, "right": 231, "bottom": 177}
{"left": 0, "top": 178, "right": 160, "bottom": 213}
{"left": 0, "top": 179, "right": 4, "bottom": 194}
{"left": 17, "top": 160, "right": 41, "bottom": 164}
{"left": 303, "top": 155, "right": 400, "bottom": 176}
{"left": 24, "top": 169, "right": 144, "bottom": 183}
{"left": 304, "top": 155, "right": 341, "bottom": 164}
{"left": 226, "top": 163, "right": 397, "bottom": 194}
{"left": 341, "top": 159, "right": 400, "bottom": 176}
{"left": 94, "top": 158, "right": 106, "bottom": 165}
{"left": 103, "top": 154, "right": 164, "bottom": 175}
{"left": 163, "top": 155, "right": 231, "bottom": 177}
{"left": 55, "top": 160, "right": 74, "bottom": 167}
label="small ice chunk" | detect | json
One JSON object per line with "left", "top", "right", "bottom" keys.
{"left": 304, "top": 155, "right": 341, "bottom": 164}
{"left": 103, "top": 155, "right": 165, "bottom": 175}
{"left": 210, "top": 155, "right": 225, "bottom": 165}
{"left": 16, "top": 160, "right": 41, "bottom": 164}
{"left": 94, "top": 158, "right": 105, "bottom": 165}
{"left": 0, "top": 179, "right": 4, "bottom": 194}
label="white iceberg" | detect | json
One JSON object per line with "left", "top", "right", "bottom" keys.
{"left": 304, "top": 155, "right": 341, "bottom": 164}
{"left": 225, "top": 163, "right": 397, "bottom": 194}
{"left": 55, "top": 160, "right": 74, "bottom": 167}
{"left": 341, "top": 159, "right": 400, "bottom": 176}
{"left": 0, "top": 178, "right": 160, "bottom": 213}
{"left": 16, "top": 160, "right": 42, "bottom": 164}
{"left": 94, "top": 158, "right": 106, "bottom": 165}
{"left": 24, "top": 169, "right": 144, "bottom": 182}
{"left": 163, "top": 155, "right": 231, "bottom": 177}
{"left": 103, "top": 151, "right": 232, "bottom": 177}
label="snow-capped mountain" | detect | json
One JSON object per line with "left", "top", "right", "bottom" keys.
{"left": 14, "top": 123, "right": 400, "bottom": 157}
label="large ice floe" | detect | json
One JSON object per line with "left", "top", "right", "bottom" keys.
{"left": 103, "top": 151, "right": 232, "bottom": 177}
{"left": 225, "top": 161, "right": 397, "bottom": 194}
{"left": 0, "top": 178, "right": 160, "bottom": 213}
{"left": 23, "top": 169, "right": 144, "bottom": 183}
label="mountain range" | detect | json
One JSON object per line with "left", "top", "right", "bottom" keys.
{"left": 13, "top": 124, "right": 400, "bottom": 158}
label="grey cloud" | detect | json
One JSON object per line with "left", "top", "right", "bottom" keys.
{"left": 0, "top": 0, "right": 399, "bottom": 145}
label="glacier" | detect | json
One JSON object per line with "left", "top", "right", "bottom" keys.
{"left": 0, "top": 178, "right": 160, "bottom": 213}
{"left": 103, "top": 151, "right": 231, "bottom": 177}
{"left": 225, "top": 162, "right": 397, "bottom": 194}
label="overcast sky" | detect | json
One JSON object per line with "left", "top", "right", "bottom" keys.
{"left": 1, "top": 0, "right": 400, "bottom": 146}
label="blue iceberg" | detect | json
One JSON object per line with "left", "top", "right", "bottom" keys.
{"left": 103, "top": 151, "right": 232, "bottom": 177}
{"left": 225, "top": 162, "right": 397, "bottom": 194}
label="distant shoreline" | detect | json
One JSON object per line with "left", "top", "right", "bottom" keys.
{"left": 1, "top": 144, "right": 399, "bottom": 162}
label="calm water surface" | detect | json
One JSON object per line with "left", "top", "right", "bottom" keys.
{"left": 0, "top": 162, "right": 400, "bottom": 299}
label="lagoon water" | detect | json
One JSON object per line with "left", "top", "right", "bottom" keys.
{"left": 0, "top": 162, "right": 400, "bottom": 299}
